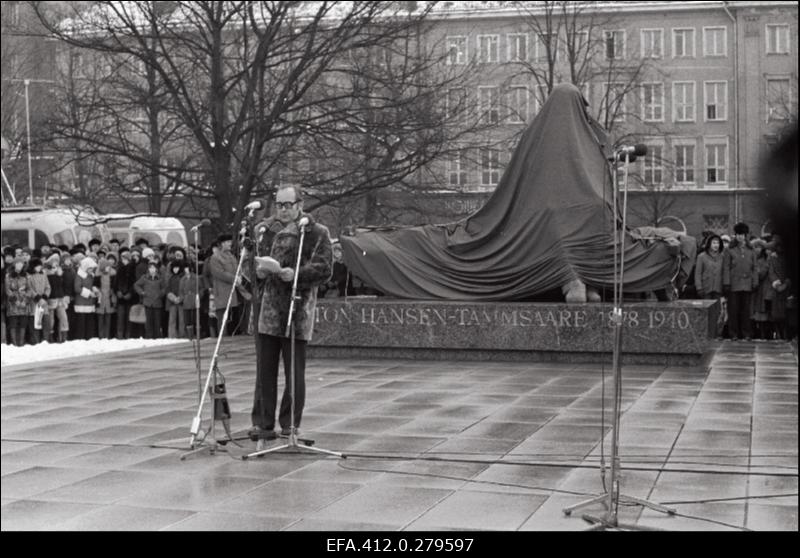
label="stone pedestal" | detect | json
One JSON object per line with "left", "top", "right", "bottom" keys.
{"left": 310, "top": 298, "right": 720, "bottom": 366}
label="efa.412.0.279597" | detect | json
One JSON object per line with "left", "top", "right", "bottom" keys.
{"left": 326, "top": 538, "right": 474, "bottom": 552}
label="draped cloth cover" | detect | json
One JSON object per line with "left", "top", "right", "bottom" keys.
{"left": 339, "top": 83, "right": 695, "bottom": 301}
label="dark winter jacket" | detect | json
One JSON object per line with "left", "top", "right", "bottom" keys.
{"left": 74, "top": 268, "right": 98, "bottom": 313}
{"left": 134, "top": 272, "right": 167, "bottom": 308}
{"left": 722, "top": 241, "right": 758, "bottom": 293}
{"left": 115, "top": 261, "right": 137, "bottom": 304}
{"left": 46, "top": 267, "right": 67, "bottom": 299}
{"left": 179, "top": 271, "right": 206, "bottom": 310}
{"left": 250, "top": 213, "right": 332, "bottom": 340}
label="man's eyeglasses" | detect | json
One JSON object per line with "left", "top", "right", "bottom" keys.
{"left": 275, "top": 201, "right": 299, "bottom": 210}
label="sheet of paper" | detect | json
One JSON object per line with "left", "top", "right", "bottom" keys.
{"left": 255, "top": 256, "right": 282, "bottom": 273}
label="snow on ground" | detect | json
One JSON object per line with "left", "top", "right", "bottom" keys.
{"left": 1, "top": 338, "right": 189, "bottom": 367}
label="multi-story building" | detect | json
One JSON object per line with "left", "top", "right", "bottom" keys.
{"left": 392, "top": 0, "right": 797, "bottom": 238}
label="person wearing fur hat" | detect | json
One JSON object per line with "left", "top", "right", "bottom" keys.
{"left": 134, "top": 258, "right": 167, "bottom": 338}
{"left": 26, "top": 258, "right": 51, "bottom": 344}
{"left": 722, "top": 222, "right": 758, "bottom": 340}
{"left": 6, "top": 256, "right": 31, "bottom": 346}
{"left": 95, "top": 256, "right": 118, "bottom": 339}
{"left": 73, "top": 257, "right": 100, "bottom": 340}
{"left": 45, "top": 253, "right": 70, "bottom": 343}
{"left": 165, "top": 259, "right": 185, "bottom": 338}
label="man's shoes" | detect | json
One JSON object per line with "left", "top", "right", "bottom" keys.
{"left": 248, "top": 427, "right": 277, "bottom": 442}
{"left": 279, "top": 427, "right": 297, "bottom": 438}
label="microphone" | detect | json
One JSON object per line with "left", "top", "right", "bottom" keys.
{"left": 257, "top": 226, "right": 266, "bottom": 243}
{"left": 245, "top": 200, "right": 264, "bottom": 212}
{"left": 297, "top": 216, "right": 310, "bottom": 229}
{"left": 189, "top": 218, "right": 211, "bottom": 232}
{"left": 611, "top": 144, "right": 647, "bottom": 163}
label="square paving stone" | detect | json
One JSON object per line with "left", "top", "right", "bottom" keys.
{"left": 407, "top": 490, "right": 547, "bottom": 530}
{"left": 162, "top": 511, "right": 295, "bottom": 531}
{"left": 1, "top": 499, "right": 97, "bottom": 531}
{"left": 1, "top": 466, "right": 104, "bottom": 500}
{"left": 215, "top": 478, "right": 361, "bottom": 517}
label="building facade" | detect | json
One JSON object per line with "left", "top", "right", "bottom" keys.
{"left": 390, "top": 0, "right": 797, "bottom": 238}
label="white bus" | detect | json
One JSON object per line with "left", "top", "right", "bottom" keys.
{"left": 105, "top": 216, "right": 188, "bottom": 248}
{"left": 1, "top": 206, "right": 111, "bottom": 249}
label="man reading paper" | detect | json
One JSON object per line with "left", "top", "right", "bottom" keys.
{"left": 246, "top": 185, "right": 333, "bottom": 446}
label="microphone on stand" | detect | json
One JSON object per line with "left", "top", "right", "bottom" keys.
{"left": 609, "top": 144, "right": 647, "bottom": 163}
{"left": 190, "top": 218, "right": 212, "bottom": 232}
{"left": 245, "top": 200, "right": 264, "bottom": 216}
{"left": 297, "top": 216, "right": 310, "bottom": 229}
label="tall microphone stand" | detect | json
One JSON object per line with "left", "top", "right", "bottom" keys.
{"left": 190, "top": 223, "right": 204, "bottom": 406}
{"left": 244, "top": 219, "right": 344, "bottom": 461}
{"left": 562, "top": 151, "right": 675, "bottom": 529}
{"left": 181, "top": 227, "right": 248, "bottom": 460}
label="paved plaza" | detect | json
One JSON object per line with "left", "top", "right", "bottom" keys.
{"left": 1, "top": 337, "right": 797, "bottom": 531}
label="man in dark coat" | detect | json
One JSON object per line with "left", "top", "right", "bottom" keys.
{"left": 247, "top": 185, "right": 332, "bottom": 445}
{"left": 722, "top": 222, "right": 758, "bottom": 340}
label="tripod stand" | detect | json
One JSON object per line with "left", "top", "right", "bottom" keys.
{"left": 181, "top": 238, "right": 246, "bottom": 460}
{"left": 244, "top": 219, "right": 344, "bottom": 461}
{"left": 561, "top": 150, "right": 675, "bottom": 529}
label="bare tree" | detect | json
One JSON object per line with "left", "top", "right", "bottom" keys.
{"left": 32, "top": 1, "right": 453, "bottom": 234}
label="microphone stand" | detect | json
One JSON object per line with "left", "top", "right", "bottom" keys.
{"left": 244, "top": 218, "right": 345, "bottom": 461}
{"left": 181, "top": 228, "right": 249, "bottom": 460}
{"left": 191, "top": 225, "right": 203, "bottom": 406}
{"left": 561, "top": 152, "right": 675, "bottom": 529}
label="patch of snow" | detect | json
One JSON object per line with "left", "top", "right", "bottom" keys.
{"left": 1, "top": 338, "right": 190, "bottom": 367}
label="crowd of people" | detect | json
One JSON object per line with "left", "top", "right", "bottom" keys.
{"left": 691, "top": 222, "right": 794, "bottom": 341}
{"left": 1, "top": 220, "right": 795, "bottom": 348}
{"left": 0, "top": 232, "right": 366, "bottom": 347}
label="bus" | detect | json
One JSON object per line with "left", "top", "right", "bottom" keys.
{"left": 105, "top": 215, "right": 188, "bottom": 248}
{"left": 1, "top": 206, "right": 111, "bottom": 249}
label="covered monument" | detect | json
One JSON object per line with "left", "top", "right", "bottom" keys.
{"left": 339, "top": 83, "right": 695, "bottom": 302}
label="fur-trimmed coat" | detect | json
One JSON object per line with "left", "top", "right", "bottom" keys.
{"left": 249, "top": 213, "right": 332, "bottom": 341}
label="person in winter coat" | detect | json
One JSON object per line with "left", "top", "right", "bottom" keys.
{"left": 95, "top": 256, "right": 117, "bottom": 339}
{"left": 750, "top": 239, "right": 773, "bottom": 340}
{"left": 134, "top": 259, "right": 167, "bottom": 339}
{"left": 179, "top": 259, "right": 206, "bottom": 338}
{"left": 694, "top": 235, "right": 724, "bottom": 299}
{"left": 767, "top": 236, "right": 791, "bottom": 340}
{"left": 165, "top": 260, "right": 185, "bottom": 338}
{"left": 73, "top": 257, "right": 99, "bottom": 340}
{"left": 44, "top": 253, "right": 69, "bottom": 343}
{"left": 114, "top": 248, "right": 136, "bottom": 339}
{"left": 207, "top": 234, "right": 242, "bottom": 336}
{"left": 247, "top": 185, "right": 333, "bottom": 444}
{"left": 5, "top": 256, "right": 31, "bottom": 346}
{"left": 722, "top": 222, "right": 758, "bottom": 340}
{"left": 26, "top": 258, "right": 52, "bottom": 344}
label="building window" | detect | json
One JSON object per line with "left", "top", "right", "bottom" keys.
{"left": 674, "top": 142, "right": 696, "bottom": 184}
{"left": 507, "top": 86, "right": 529, "bottom": 123}
{"left": 446, "top": 87, "right": 466, "bottom": 119}
{"left": 448, "top": 148, "right": 468, "bottom": 187}
{"left": 766, "top": 24, "right": 790, "bottom": 54}
{"left": 641, "top": 145, "right": 664, "bottom": 186}
{"left": 641, "top": 28, "right": 663, "bottom": 59}
{"left": 604, "top": 30, "right": 625, "bottom": 60}
{"left": 536, "top": 33, "right": 557, "bottom": 63}
{"left": 566, "top": 30, "right": 589, "bottom": 57}
{"left": 673, "top": 81, "right": 696, "bottom": 122}
{"left": 642, "top": 83, "right": 664, "bottom": 122}
{"left": 478, "top": 86, "right": 500, "bottom": 124}
{"left": 672, "top": 28, "right": 696, "bottom": 58}
{"left": 507, "top": 33, "right": 528, "bottom": 62}
{"left": 446, "top": 36, "right": 467, "bottom": 65}
{"left": 477, "top": 34, "right": 499, "bottom": 63}
{"left": 703, "top": 26, "right": 727, "bottom": 57}
{"left": 480, "top": 148, "right": 500, "bottom": 187}
{"left": 704, "top": 81, "right": 728, "bottom": 121}
{"left": 766, "top": 77, "right": 792, "bottom": 121}
{"left": 604, "top": 82, "right": 627, "bottom": 122}
{"left": 705, "top": 139, "right": 727, "bottom": 185}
